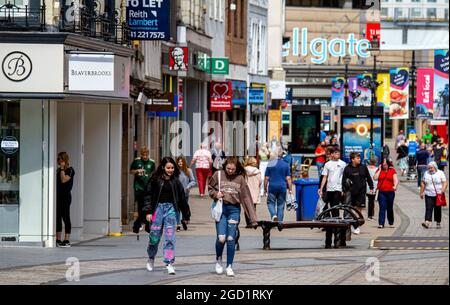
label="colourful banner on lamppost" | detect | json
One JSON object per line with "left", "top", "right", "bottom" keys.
{"left": 354, "top": 74, "right": 372, "bottom": 106}
{"left": 416, "top": 68, "right": 435, "bottom": 119}
{"left": 389, "top": 68, "right": 409, "bottom": 120}
{"left": 348, "top": 77, "right": 358, "bottom": 106}
{"left": 376, "top": 73, "right": 390, "bottom": 111}
{"left": 331, "top": 77, "right": 345, "bottom": 107}
{"left": 433, "top": 50, "right": 449, "bottom": 120}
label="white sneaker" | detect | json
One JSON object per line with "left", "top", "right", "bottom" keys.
{"left": 215, "top": 262, "right": 224, "bottom": 275}
{"left": 166, "top": 264, "right": 176, "bottom": 275}
{"left": 353, "top": 227, "right": 361, "bottom": 235}
{"left": 272, "top": 215, "right": 278, "bottom": 222}
{"left": 146, "top": 259, "right": 154, "bottom": 272}
{"left": 226, "top": 266, "right": 235, "bottom": 277}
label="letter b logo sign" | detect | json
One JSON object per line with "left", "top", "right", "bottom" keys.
{"left": 2, "top": 51, "right": 33, "bottom": 82}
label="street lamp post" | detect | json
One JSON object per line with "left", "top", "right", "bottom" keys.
{"left": 370, "top": 35, "right": 381, "bottom": 159}
{"left": 344, "top": 55, "right": 351, "bottom": 106}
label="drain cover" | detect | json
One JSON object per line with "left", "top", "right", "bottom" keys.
{"left": 371, "top": 236, "right": 449, "bottom": 250}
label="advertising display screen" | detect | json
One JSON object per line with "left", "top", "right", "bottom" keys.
{"left": 342, "top": 117, "right": 383, "bottom": 164}
{"left": 291, "top": 107, "right": 321, "bottom": 154}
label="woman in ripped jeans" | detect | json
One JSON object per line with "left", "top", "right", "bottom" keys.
{"left": 143, "top": 157, "right": 190, "bottom": 275}
{"left": 208, "top": 157, "right": 258, "bottom": 277}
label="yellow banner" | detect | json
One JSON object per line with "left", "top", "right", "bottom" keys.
{"left": 268, "top": 109, "right": 282, "bottom": 143}
{"left": 377, "top": 73, "right": 390, "bottom": 110}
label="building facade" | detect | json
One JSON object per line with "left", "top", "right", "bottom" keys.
{"left": 0, "top": 0, "right": 133, "bottom": 246}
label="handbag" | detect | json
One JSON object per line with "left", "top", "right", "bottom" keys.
{"left": 211, "top": 171, "right": 223, "bottom": 222}
{"left": 431, "top": 174, "right": 447, "bottom": 207}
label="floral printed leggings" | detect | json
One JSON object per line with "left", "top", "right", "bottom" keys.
{"left": 147, "top": 203, "right": 177, "bottom": 265}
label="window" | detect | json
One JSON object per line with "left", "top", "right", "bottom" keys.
{"left": 427, "top": 0, "right": 437, "bottom": 2}
{"left": 395, "top": 0, "right": 402, "bottom": 2}
{"left": 219, "top": 0, "right": 224, "bottom": 22}
{"left": 394, "top": 8, "right": 404, "bottom": 19}
{"left": 445, "top": 8, "right": 449, "bottom": 20}
{"left": 209, "top": 0, "right": 215, "bottom": 19}
{"left": 410, "top": 8, "right": 422, "bottom": 18}
{"left": 427, "top": 8, "right": 437, "bottom": 18}
{"left": 381, "top": 7, "right": 389, "bottom": 17}
{"left": 411, "top": 0, "right": 421, "bottom": 2}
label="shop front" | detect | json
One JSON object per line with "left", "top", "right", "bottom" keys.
{"left": 0, "top": 33, "right": 132, "bottom": 247}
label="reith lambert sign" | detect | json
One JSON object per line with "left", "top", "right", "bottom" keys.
{"left": 287, "top": 28, "right": 372, "bottom": 64}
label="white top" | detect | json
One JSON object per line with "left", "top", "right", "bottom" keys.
{"left": 193, "top": 149, "right": 212, "bottom": 169}
{"left": 423, "top": 170, "right": 447, "bottom": 197}
{"left": 322, "top": 159, "right": 347, "bottom": 192}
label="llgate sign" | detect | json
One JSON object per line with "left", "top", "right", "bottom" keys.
{"left": 286, "top": 28, "right": 372, "bottom": 64}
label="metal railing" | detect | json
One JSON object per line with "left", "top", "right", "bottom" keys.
{"left": 0, "top": 2, "right": 45, "bottom": 31}
{"left": 59, "top": 4, "right": 131, "bottom": 45}
{"left": 0, "top": 1, "right": 130, "bottom": 46}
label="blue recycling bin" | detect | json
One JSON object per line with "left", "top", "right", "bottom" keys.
{"left": 294, "top": 178, "right": 320, "bottom": 221}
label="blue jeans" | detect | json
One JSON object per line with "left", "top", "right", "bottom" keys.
{"left": 378, "top": 192, "right": 395, "bottom": 226}
{"left": 267, "top": 191, "right": 287, "bottom": 222}
{"left": 316, "top": 162, "right": 325, "bottom": 175}
{"left": 417, "top": 166, "right": 427, "bottom": 188}
{"left": 215, "top": 203, "right": 241, "bottom": 267}
{"left": 147, "top": 203, "right": 177, "bottom": 264}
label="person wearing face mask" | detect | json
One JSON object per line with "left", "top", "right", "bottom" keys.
{"left": 208, "top": 157, "right": 258, "bottom": 277}
{"left": 420, "top": 161, "right": 448, "bottom": 229}
{"left": 143, "top": 157, "right": 190, "bottom": 275}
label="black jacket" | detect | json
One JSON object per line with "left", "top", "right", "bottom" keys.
{"left": 143, "top": 177, "right": 190, "bottom": 221}
{"left": 342, "top": 164, "right": 374, "bottom": 195}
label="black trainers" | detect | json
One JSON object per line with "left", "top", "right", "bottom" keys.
{"left": 176, "top": 226, "right": 181, "bottom": 232}
{"left": 61, "top": 240, "right": 71, "bottom": 248}
{"left": 56, "top": 240, "right": 63, "bottom": 247}
{"left": 181, "top": 220, "right": 188, "bottom": 231}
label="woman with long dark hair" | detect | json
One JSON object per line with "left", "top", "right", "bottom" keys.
{"left": 208, "top": 157, "right": 258, "bottom": 277}
{"left": 143, "top": 157, "right": 190, "bottom": 275}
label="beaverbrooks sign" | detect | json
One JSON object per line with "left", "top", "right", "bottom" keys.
{"left": 68, "top": 53, "right": 115, "bottom": 91}
{"left": 284, "top": 28, "right": 372, "bottom": 64}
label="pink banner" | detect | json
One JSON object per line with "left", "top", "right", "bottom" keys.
{"left": 416, "top": 68, "right": 435, "bottom": 119}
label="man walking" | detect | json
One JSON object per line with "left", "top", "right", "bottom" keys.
{"left": 416, "top": 143, "right": 430, "bottom": 189}
{"left": 342, "top": 152, "right": 374, "bottom": 235}
{"left": 318, "top": 147, "right": 346, "bottom": 248}
{"left": 130, "top": 147, "right": 155, "bottom": 233}
{"left": 264, "top": 148, "right": 293, "bottom": 223}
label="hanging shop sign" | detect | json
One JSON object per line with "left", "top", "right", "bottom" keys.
{"left": 288, "top": 28, "right": 371, "bottom": 64}
{"left": 1, "top": 136, "right": 19, "bottom": 155}
{"left": 249, "top": 88, "right": 265, "bottom": 105}
{"left": 169, "top": 47, "right": 188, "bottom": 71}
{"left": 69, "top": 53, "right": 115, "bottom": 91}
{"left": 0, "top": 44, "right": 64, "bottom": 93}
{"left": 389, "top": 68, "right": 410, "bottom": 120}
{"left": 376, "top": 73, "right": 391, "bottom": 111}
{"left": 269, "top": 81, "right": 286, "bottom": 100}
{"left": 210, "top": 81, "right": 232, "bottom": 111}
{"left": 331, "top": 77, "right": 345, "bottom": 107}
{"left": 147, "top": 92, "right": 175, "bottom": 112}
{"left": 231, "top": 80, "right": 247, "bottom": 108}
{"left": 433, "top": 50, "right": 449, "bottom": 120}
{"left": 366, "top": 23, "right": 381, "bottom": 45}
{"left": 126, "top": 0, "right": 170, "bottom": 40}
{"left": 416, "top": 68, "right": 435, "bottom": 119}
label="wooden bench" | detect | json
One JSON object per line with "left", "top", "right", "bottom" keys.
{"left": 256, "top": 205, "right": 365, "bottom": 250}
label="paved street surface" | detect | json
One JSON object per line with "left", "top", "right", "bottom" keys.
{"left": 0, "top": 166, "right": 448, "bottom": 285}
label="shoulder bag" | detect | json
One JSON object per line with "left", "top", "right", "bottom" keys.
{"left": 431, "top": 174, "right": 447, "bottom": 207}
{"left": 211, "top": 171, "right": 223, "bottom": 222}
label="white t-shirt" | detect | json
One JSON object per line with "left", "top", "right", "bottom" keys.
{"left": 367, "top": 166, "right": 378, "bottom": 194}
{"left": 322, "top": 159, "right": 347, "bottom": 192}
{"left": 193, "top": 149, "right": 212, "bottom": 169}
{"left": 423, "top": 170, "right": 447, "bottom": 197}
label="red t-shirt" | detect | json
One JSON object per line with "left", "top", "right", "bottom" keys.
{"left": 376, "top": 168, "right": 397, "bottom": 192}
{"left": 315, "top": 146, "right": 326, "bottom": 163}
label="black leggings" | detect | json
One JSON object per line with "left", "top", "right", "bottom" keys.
{"left": 133, "top": 192, "right": 147, "bottom": 232}
{"left": 367, "top": 194, "right": 376, "bottom": 218}
{"left": 425, "top": 196, "right": 442, "bottom": 223}
{"left": 56, "top": 197, "right": 72, "bottom": 235}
